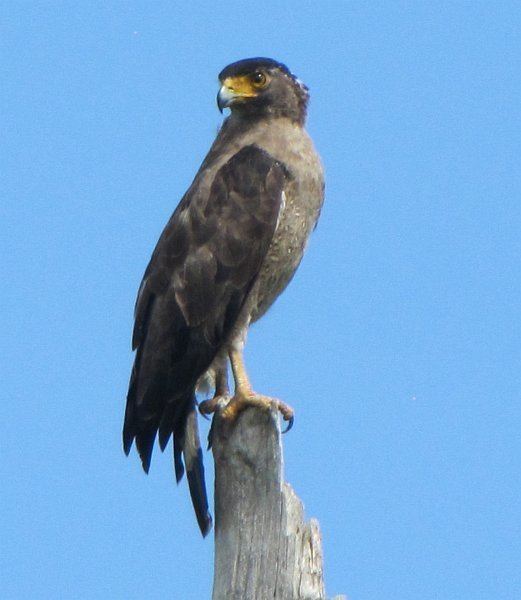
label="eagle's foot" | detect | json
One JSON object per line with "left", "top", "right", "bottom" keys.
{"left": 199, "top": 394, "right": 230, "bottom": 418}
{"left": 221, "top": 392, "right": 294, "bottom": 432}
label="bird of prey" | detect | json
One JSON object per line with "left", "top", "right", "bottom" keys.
{"left": 123, "top": 57, "right": 324, "bottom": 536}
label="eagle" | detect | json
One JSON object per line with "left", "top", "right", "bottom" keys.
{"left": 123, "top": 57, "right": 324, "bottom": 536}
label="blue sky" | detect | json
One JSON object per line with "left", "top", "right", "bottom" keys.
{"left": 2, "top": 2, "right": 520, "bottom": 599}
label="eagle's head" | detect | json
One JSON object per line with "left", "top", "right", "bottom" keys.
{"left": 217, "top": 57, "right": 309, "bottom": 125}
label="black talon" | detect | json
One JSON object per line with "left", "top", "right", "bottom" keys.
{"left": 207, "top": 418, "right": 215, "bottom": 450}
{"left": 282, "top": 415, "right": 294, "bottom": 434}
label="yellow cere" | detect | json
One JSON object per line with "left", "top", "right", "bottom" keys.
{"left": 222, "top": 75, "right": 259, "bottom": 98}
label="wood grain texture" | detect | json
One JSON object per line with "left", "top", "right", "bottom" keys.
{"left": 211, "top": 406, "right": 345, "bottom": 600}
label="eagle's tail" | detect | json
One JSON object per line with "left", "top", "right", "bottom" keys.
{"left": 171, "top": 395, "right": 212, "bottom": 537}
{"left": 123, "top": 370, "right": 212, "bottom": 536}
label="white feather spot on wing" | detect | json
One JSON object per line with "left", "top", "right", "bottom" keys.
{"left": 275, "top": 190, "right": 286, "bottom": 230}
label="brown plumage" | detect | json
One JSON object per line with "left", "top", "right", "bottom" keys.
{"left": 123, "top": 57, "right": 324, "bottom": 536}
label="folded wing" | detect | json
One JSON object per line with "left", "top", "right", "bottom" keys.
{"left": 123, "top": 145, "right": 289, "bottom": 535}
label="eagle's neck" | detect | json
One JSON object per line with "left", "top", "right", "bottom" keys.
{"left": 229, "top": 106, "right": 306, "bottom": 126}
{"left": 200, "top": 114, "right": 309, "bottom": 177}
{"left": 220, "top": 111, "right": 305, "bottom": 139}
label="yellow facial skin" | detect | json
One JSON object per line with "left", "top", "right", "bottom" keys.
{"left": 217, "top": 72, "right": 270, "bottom": 112}
{"left": 221, "top": 73, "right": 268, "bottom": 98}
{"left": 222, "top": 76, "right": 259, "bottom": 97}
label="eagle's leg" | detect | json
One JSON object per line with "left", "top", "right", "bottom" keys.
{"left": 199, "top": 362, "right": 230, "bottom": 416}
{"left": 221, "top": 348, "right": 294, "bottom": 431}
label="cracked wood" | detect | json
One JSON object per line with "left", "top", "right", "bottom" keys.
{"left": 211, "top": 406, "right": 345, "bottom": 600}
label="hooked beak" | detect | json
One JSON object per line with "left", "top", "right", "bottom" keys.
{"left": 217, "top": 85, "right": 236, "bottom": 113}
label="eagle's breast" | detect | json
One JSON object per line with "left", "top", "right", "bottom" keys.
{"left": 249, "top": 123, "right": 324, "bottom": 321}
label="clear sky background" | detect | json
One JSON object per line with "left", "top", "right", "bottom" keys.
{"left": 2, "top": 2, "right": 520, "bottom": 599}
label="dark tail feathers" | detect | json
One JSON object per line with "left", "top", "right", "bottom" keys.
{"left": 180, "top": 401, "right": 212, "bottom": 536}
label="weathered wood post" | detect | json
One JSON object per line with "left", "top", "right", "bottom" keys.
{"left": 211, "top": 405, "right": 345, "bottom": 600}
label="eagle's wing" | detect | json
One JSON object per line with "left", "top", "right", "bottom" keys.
{"left": 123, "top": 145, "right": 289, "bottom": 534}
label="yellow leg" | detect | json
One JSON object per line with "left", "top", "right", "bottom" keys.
{"left": 229, "top": 348, "right": 253, "bottom": 397}
{"left": 221, "top": 349, "right": 294, "bottom": 430}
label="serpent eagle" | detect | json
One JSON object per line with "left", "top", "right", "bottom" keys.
{"left": 123, "top": 57, "right": 324, "bottom": 536}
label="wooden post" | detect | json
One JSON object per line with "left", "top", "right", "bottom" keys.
{"left": 211, "top": 405, "right": 345, "bottom": 600}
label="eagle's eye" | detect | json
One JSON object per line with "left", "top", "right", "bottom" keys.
{"left": 251, "top": 72, "right": 267, "bottom": 88}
